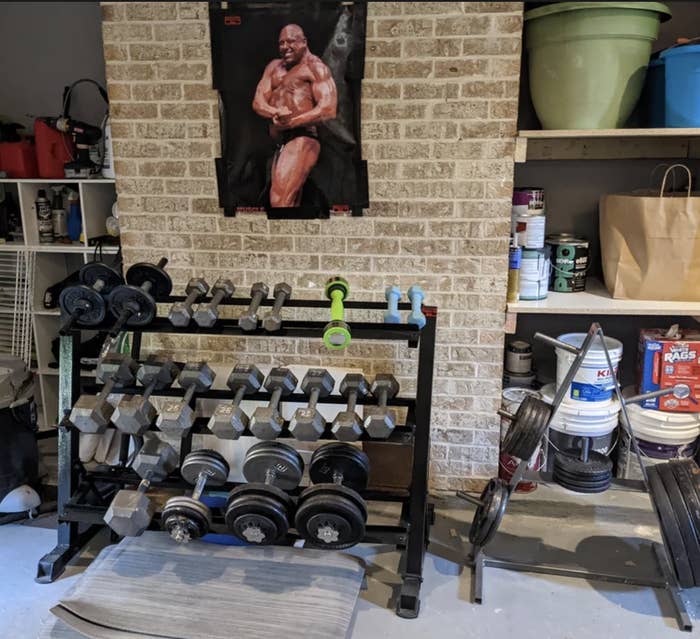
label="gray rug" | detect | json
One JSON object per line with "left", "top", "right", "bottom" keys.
{"left": 40, "top": 533, "right": 365, "bottom": 639}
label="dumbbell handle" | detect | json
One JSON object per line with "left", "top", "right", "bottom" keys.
{"left": 345, "top": 388, "right": 362, "bottom": 413}
{"left": 267, "top": 386, "right": 284, "bottom": 411}
{"left": 191, "top": 470, "right": 211, "bottom": 502}
{"left": 269, "top": 289, "right": 290, "bottom": 317}
{"left": 97, "top": 377, "right": 118, "bottom": 401}
{"left": 374, "top": 388, "right": 390, "bottom": 409}
{"left": 208, "top": 286, "right": 231, "bottom": 310}
{"left": 384, "top": 286, "right": 401, "bottom": 323}
{"left": 241, "top": 287, "right": 267, "bottom": 323}
{"left": 181, "top": 384, "right": 197, "bottom": 405}
{"left": 231, "top": 385, "right": 247, "bottom": 406}
{"left": 137, "top": 476, "right": 152, "bottom": 493}
{"left": 60, "top": 307, "right": 83, "bottom": 334}
{"left": 329, "top": 288, "right": 345, "bottom": 322}
{"left": 182, "top": 287, "right": 204, "bottom": 310}
{"left": 307, "top": 387, "right": 322, "bottom": 410}
{"left": 109, "top": 305, "right": 135, "bottom": 337}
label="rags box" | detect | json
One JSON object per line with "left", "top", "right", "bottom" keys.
{"left": 638, "top": 328, "right": 700, "bottom": 412}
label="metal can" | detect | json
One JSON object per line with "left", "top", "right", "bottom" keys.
{"left": 506, "top": 244, "right": 522, "bottom": 304}
{"left": 505, "top": 340, "right": 533, "bottom": 375}
{"left": 546, "top": 234, "right": 589, "bottom": 293}
{"left": 52, "top": 209, "right": 68, "bottom": 239}
{"left": 512, "top": 188, "right": 546, "bottom": 248}
{"left": 519, "top": 248, "right": 549, "bottom": 300}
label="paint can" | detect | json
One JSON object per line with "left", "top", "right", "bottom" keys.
{"left": 546, "top": 234, "right": 589, "bottom": 293}
{"left": 502, "top": 370, "right": 537, "bottom": 388}
{"left": 505, "top": 340, "right": 533, "bottom": 375}
{"left": 512, "top": 188, "right": 546, "bottom": 249}
{"left": 519, "top": 248, "right": 549, "bottom": 300}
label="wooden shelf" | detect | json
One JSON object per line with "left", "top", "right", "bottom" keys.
{"left": 516, "top": 128, "right": 700, "bottom": 162}
{"left": 507, "top": 278, "right": 700, "bottom": 317}
{"left": 0, "top": 178, "right": 115, "bottom": 184}
{"left": 0, "top": 243, "right": 119, "bottom": 253}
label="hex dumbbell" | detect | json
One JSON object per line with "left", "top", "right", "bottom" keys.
{"left": 323, "top": 276, "right": 351, "bottom": 350}
{"left": 193, "top": 278, "right": 235, "bottom": 327}
{"left": 289, "top": 368, "right": 336, "bottom": 441}
{"left": 295, "top": 443, "right": 370, "bottom": 549}
{"left": 207, "top": 364, "right": 264, "bottom": 439}
{"left": 59, "top": 262, "right": 123, "bottom": 334}
{"left": 112, "top": 359, "right": 180, "bottom": 435}
{"left": 331, "top": 374, "right": 369, "bottom": 441}
{"left": 103, "top": 437, "right": 178, "bottom": 537}
{"left": 238, "top": 282, "right": 269, "bottom": 331}
{"left": 364, "top": 374, "right": 400, "bottom": 439}
{"left": 249, "top": 367, "right": 298, "bottom": 440}
{"left": 69, "top": 354, "right": 137, "bottom": 433}
{"left": 225, "top": 441, "right": 304, "bottom": 545}
{"left": 262, "top": 282, "right": 292, "bottom": 332}
{"left": 108, "top": 258, "right": 172, "bottom": 336}
{"left": 383, "top": 285, "right": 401, "bottom": 324}
{"left": 156, "top": 362, "right": 216, "bottom": 438}
{"left": 407, "top": 285, "right": 426, "bottom": 329}
{"left": 168, "top": 277, "right": 209, "bottom": 327}
{"left": 161, "top": 449, "right": 230, "bottom": 543}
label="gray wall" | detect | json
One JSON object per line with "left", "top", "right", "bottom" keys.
{"left": 0, "top": 2, "right": 106, "bottom": 131}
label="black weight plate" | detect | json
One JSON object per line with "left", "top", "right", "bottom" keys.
{"left": 554, "top": 450, "right": 613, "bottom": 476}
{"left": 126, "top": 262, "right": 172, "bottom": 299}
{"left": 502, "top": 396, "right": 535, "bottom": 456}
{"left": 518, "top": 400, "right": 553, "bottom": 461}
{"left": 79, "top": 262, "right": 123, "bottom": 293}
{"left": 469, "top": 478, "right": 509, "bottom": 547}
{"left": 310, "top": 443, "right": 370, "bottom": 491}
{"left": 161, "top": 503, "right": 210, "bottom": 541}
{"left": 108, "top": 285, "right": 156, "bottom": 325}
{"left": 225, "top": 486, "right": 291, "bottom": 545}
{"left": 552, "top": 466, "right": 613, "bottom": 485}
{"left": 671, "top": 460, "right": 700, "bottom": 542}
{"left": 553, "top": 472, "right": 612, "bottom": 494}
{"left": 503, "top": 396, "right": 551, "bottom": 460}
{"left": 648, "top": 466, "right": 695, "bottom": 588}
{"left": 299, "top": 484, "right": 368, "bottom": 521}
{"left": 295, "top": 489, "right": 366, "bottom": 550}
{"left": 658, "top": 463, "right": 700, "bottom": 585}
{"left": 181, "top": 449, "right": 230, "bottom": 485}
{"left": 226, "top": 482, "right": 295, "bottom": 512}
{"left": 244, "top": 441, "right": 304, "bottom": 490}
{"left": 59, "top": 285, "right": 106, "bottom": 325}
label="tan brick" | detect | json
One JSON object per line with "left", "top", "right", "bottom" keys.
{"left": 435, "top": 15, "right": 491, "bottom": 36}
{"left": 117, "top": 178, "right": 165, "bottom": 195}
{"left": 461, "top": 80, "right": 506, "bottom": 98}
{"left": 192, "top": 198, "right": 221, "bottom": 214}
{"left": 366, "top": 39, "right": 401, "bottom": 58}
{"left": 401, "top": 2, "right": 462, "bottom": 14}
{"left": 142, "top": 196, "right": 189, "bottom": 213}
{"left": 489, "top": 99, "right": 518, "bottom": 119}
{"left": 162, "top": 140, "right": 213, "bottom": 158}
{"left": 363, "top": 122, "right": 401, "bottom": 140}
{"left": 113, "top": 140, "right": 162, "bottom": 158}
{"left": 113, "top": 159, "right": 139, "bottom": 176}
{"left": 103, "top": 44, "right": 129, "bottom": 62}
{"left": 489, "top": 58, "right": 521, "bottom": 78}
{"left": 434, "top": 59, "right": 489, "bottom": 78}
{"left": 178, "top": 3, "right": 209, "bottom": 20}
{"left": 361, "top": 82, "right": 401, "bottom": 100}
{"left": 459, "top": 120, "right": 516, "bottom": 138}
{"left": 132, "top": 83, "right": 183, "bottom": 101}
{"left": 375, "top": 18, "right": 434, "bottom": 38}
{"left": 375, "top": 103, "right": 426, "bottom": 120}
{"left": 463, "top": 2, "right": 521, "bottom": 13}
{"left": 403, "top": 38, "right": 461, "bottom": 58}
{"left": 400, "top": 239, "right": 454, "bottom": 255}
{"left": 401, "top": 162, "right": 455, "bottom": 180}
{"left": 102, "top": 23, "right": 152, "bottom": 43}
{"left": 110, "top": 102, "right": 158, "bottom": 120}
{"left": 404, "top": 122, "right": 458, "bottom": 139}
{"left": 188, "top": 160, "right": 215, "bottom": 177}
{"left": 376, "top": 61, "right": 433, "bottom": 79}
{"left": 182, "top": 84, "right": 217, "bottom": 101}
{"left": 165, "top": 179, "right": 216, "bottom": 195}
{"left": 156, "top": 62, "right": 208, "bottom": 81}
{"left": 403, "top": 82, "right": 459, "bottom": 100}
{"left": 493, "top": 14, "right": 523, "bottom": 34}
{"left": 125, "top": 3, "right": 177, "bottom": 21}
{"left": 154, "top": 23, "right": 207, "bottom": 41}
{"left": 130, "top": 44, "right": 180, "bottom": 61}
{"left": 102, "top": 3, "right": 125, "bottom": 22}
{"left": 186, "top": 122, "right": 219, "bottom": 139}
{"left": 139, "top": 160, "right": 187, "bottom": 177}
{"left": 182, "top": 43, "right": 210, "bottom": 60}
{"left": 107, "top": 83, "right": 131, "bottom": 101}
{"left": 160, "top": 103, "right": 211, "bottom": 119}
{"left": 375, "top": 142, "right": 430, "bottom": 160}
{"left": 106, "top": 63, "right": 156, "bottom": 81}
{"left": 135, "top": 122, "right": 187, "bottom": 139}
{"left": 463, "top": 36, "right": 521, "bottom": 56}
{"left": 109, "top": 122, "right": 133, "bottom": 138}
{"left": 346, "top": 238, "right": 400, "bottom": 255}
{"left": 432, "top": 101, "right": 488, "bottom": 120}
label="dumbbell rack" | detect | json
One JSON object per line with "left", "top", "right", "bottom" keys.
{"left": 36, "top": 294, "right": 437, "bottom": 619}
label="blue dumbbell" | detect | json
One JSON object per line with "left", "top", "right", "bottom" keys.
{"left": 407, "top": 285, "right": 426, "bottom": 329}
{"left": 384, "top": 285, "right": 401, "bottom": 323}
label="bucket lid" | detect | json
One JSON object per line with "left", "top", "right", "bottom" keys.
{"left": 556, "top": 332, "right": 623, "bottom": 355}
{"left": 622, "top": 387, "right": 700, "bottom": 443}
{"left": 525, "top": 2, "right": 671, "bottom": 23}
{"left": 660, "top": 44, "right": 700, "bottom": 60}
{"left": 502, "top": 387, "right": 541, "bottom": 407}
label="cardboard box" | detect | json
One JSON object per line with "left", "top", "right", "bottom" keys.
{"left": 638, "top": 328, "right": 700, "bottom": 412}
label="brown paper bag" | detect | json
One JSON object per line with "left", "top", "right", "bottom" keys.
{"left": 600, "top": 164, "right": 700, "bottom": 301}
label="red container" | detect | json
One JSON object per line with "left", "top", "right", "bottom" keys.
{"left": 0, "top": 141, "right": 38, "bottom": 178}
{"left": 34, "top": 119, "right": 74, "bottom": 178}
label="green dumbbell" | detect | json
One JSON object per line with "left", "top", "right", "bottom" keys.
{"left": 323, "top": 276, "right": 351, "bottom": 350}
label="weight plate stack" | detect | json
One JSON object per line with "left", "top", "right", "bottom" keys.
{"left": 161, "top": 496, "right": 211, "bottom": 543}
{"left": 468, "top": 478, "right": 509, "bottom": 548}
{"left": 502, "top": 396, "right": 552, "bottom": 461}
{"left": 225, "top": 484, "right": 295, "bottom": 545}
{"left": 648, "top": 464, "right": 696, "bottom": 588}
{"left": 552, "top": 450, "right": 613, "bottom": 494}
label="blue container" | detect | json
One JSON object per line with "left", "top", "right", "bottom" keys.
{"left": 660, "top": 44, "right": 700, "bottom": 127}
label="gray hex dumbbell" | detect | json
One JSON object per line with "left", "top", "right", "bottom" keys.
{"left": 112, "top": 359, "right": 180, "bottom": 435}
{"left": 193, "top": 278, "right": 235, "bottom": 327}
{"left": 239, "top": 282, "right": 269, "bottom": 331}
{"left": 364, "top": 374, "right": 400, "bottom": 439}
{"left": 331, "top": 374, "right": 370, "bottom": 441}
{"left": 250, "top": 367, "right": 298, "bottom": 440}
{"left": 208, "top": 364, "right": 264, "bottom": 439}
{"left": 69, "top": 354, "right": 137, "bottom": 434}
{"left": 169, "top": 277, "right": 209, "bottom": 327}
{"left": 289, "top": 368, "right": 336, "bottom": 441}
{"left": 156, "top": 362, "right": 216, "bottom": 438}
{"left": 262, "top": 282, "right": 292, "bottom": 332}
{"left": 103, "top": 437, "right": 178, "bottom": 537}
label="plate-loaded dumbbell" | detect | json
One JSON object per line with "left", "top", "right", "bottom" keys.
{"left": 112, "top": 359, "right": 180, "bottom": 435}
{"left": 104, "top": 437, "right": 178, "bottom": 537}
{"left": 250, "top": 367, "right": 298, "bottom": 440}
{"left": 295, "top": 443, "right": 369, "bottom": 549}
{"left": 58, "top": 262, "right": 123, "bottom": 334}
{"left": 331, "top": 374, "right": 369, "bottom": 441}
{"left": 193, "top": 277, "right": 235, "bottom": 327}
{"left": 69, "top": 354, "right": 137, "bottom": 433}
{"left": 238, "top": 282, "right": 269, "bottom": 331}
{"left": 289, "top": 368, "right": 335, "bottom": 441}
{"left": 262, "top": 282, "right": 292, "bottom": 332}
{"left": 107, "top": 258, "right": 172, "bottom": 336}
{"left": 168, "top": 277, "right": 209, "bottom": 327}
{"left": 407, "top": 285, "right": 426, "bottom": 329}
{"left": 323, "top": 276, "right": 351, "bottom": 350}
{"left": 156, "top": 362, "right": 215, "bottom": 438}
{"left": 207, "top": 364, "right": 263, "bottom": 439}
{"left": 161, "top": 449, "right": 230, "bottom": 543}
{"left": 225, "top": 441, "right": 303, "bottom": 545}
{"left": 383, "top": 285, "right": 401, "bottom": 324}
{"left": 364, "top": 373, "right": 400, "bottom": 439}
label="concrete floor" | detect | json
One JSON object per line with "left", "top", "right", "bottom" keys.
{"left": 2, "top": 485, "right": 700, "bottom": 638}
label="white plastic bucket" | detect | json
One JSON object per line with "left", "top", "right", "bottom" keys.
{"left": 541, "top": 383, "right": 620, "bottom": 437}
{"left": 555, "top": 333, "right": 623, "bottom": 403}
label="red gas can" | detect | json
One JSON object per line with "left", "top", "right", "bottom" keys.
{"left": 0, "top": 140, "right": 38, "bottom": 178}
{"left": 34, "top": 118, "right": 74, "bottom": 179}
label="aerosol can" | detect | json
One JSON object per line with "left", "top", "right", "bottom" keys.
{"left": 36, "top": 189, "right": 53, "bottom": 244}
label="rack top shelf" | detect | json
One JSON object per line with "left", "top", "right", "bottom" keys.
{"left": 0, "top": 178, "right": 115, "bottom": 184}
{"left": 0, "top": 243, "right": 119, "bottom": 254}
{"left": 508, "top": 277, "right": 700, "bottom": 316}
{"left": 519, "top": 128, "right": 700, "bottom": 139}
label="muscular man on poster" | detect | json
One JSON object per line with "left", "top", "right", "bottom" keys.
{"left": 252, "top": 24, "right": 337, "bottom": 207}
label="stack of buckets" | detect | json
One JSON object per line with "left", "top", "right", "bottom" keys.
{"left": 546, "top": 333, "right": 624, "bottom": 470}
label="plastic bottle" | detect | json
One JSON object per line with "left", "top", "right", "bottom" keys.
{"left": 36, "top": 188, "right": 53, "bottom": 244}
{"left": 66, "top": 190, "right": 82, "bottom": 242}
{"left": 50, "top": 187, "right": 68, "bottom": 241}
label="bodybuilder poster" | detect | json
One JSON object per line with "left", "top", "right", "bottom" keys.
{"left": 209, "top": 1, "right": 368, "bottom": 218}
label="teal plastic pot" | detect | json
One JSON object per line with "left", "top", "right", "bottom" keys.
{"left": 524, "top": 2, "right": 671, "bottom": 129}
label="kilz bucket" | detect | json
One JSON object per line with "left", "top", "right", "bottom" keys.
{"left": 555, "top": 333, "right": 623, "bottom": 402}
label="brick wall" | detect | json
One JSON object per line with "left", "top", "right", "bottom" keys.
{"left": 101, "top": 1, "right": 523, "bottom": 491}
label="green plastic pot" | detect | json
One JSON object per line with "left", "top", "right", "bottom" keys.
{"left": 524, "top": 2, "right": 671, "bottom": 129}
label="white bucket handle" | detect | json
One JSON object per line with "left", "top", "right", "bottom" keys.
{"left": 660, "top": 163, "right": 692, "bottom": 198}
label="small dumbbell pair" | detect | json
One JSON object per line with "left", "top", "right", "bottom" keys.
{"left": 168, "top": 277, "right": 234, "bottom": 328}
{"left": 384, "top": 285, "right": 426, "bottom": 328}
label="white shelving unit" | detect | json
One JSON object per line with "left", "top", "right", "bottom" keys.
{"left": 0, "top": 178, "right": 119, "bottom": 430}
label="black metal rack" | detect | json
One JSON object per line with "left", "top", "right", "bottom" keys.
{"left": 36, "top": 295, "right": 437, "bottom": 619}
